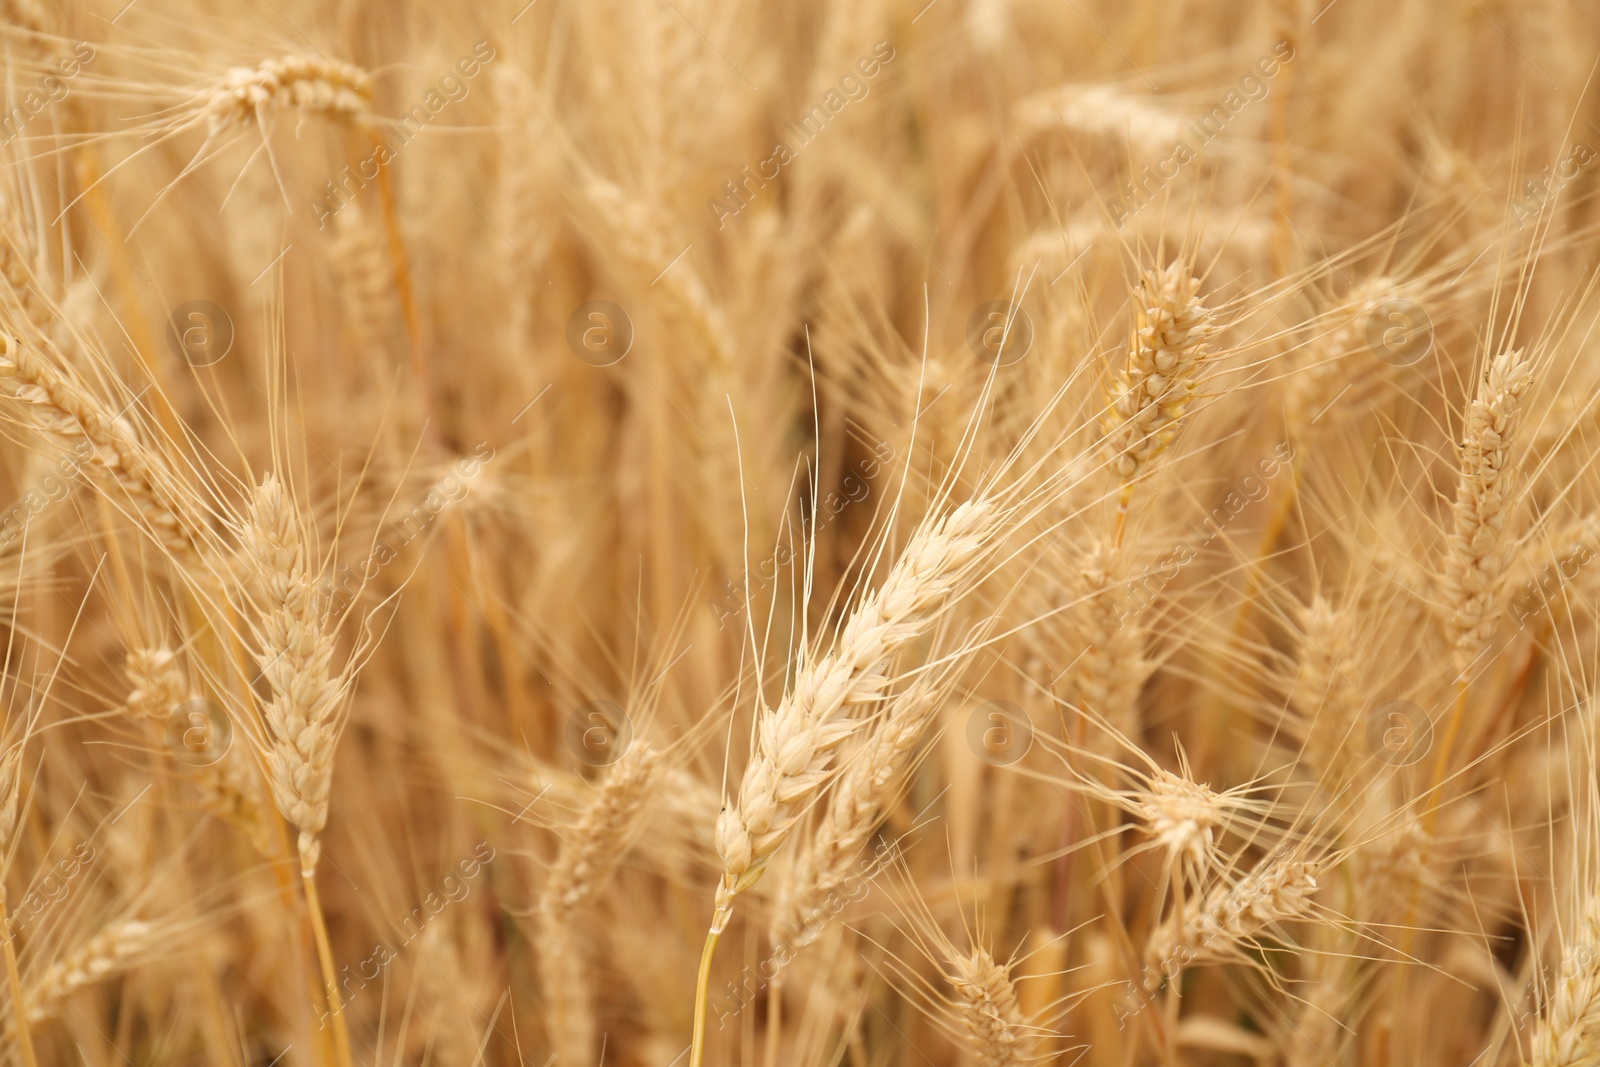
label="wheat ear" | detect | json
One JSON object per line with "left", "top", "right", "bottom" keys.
{"left": 1532, "top": 897, "right": 1600, "bottom": 1067}
{"left": 1101, "top": 262, "right": 1217, "bottom": 537}
{"left": 772, "top": 669, "right": 944, "bottom": 958}
{"left": 0, "top": 335, "right": 198, "bottom": 555}
{"left": 1069, "top": 540, "right": 1146, "bottom": 744}
{"left": 23, "top": 919, "right": 152, "bottom": 1025}
{"left": 1145, "top": 851, "right": 1319, "bottom": 974}
{"left": 238, "top": 475, "right": 345, "bottom": 871}
{"left": 712, "top": 497, "right": 996, "bottom": 930}
{"left": 329, "top": 202, "right": 397, "bottom": 358}
{"left": 946, "top": 948, "right": 1036, "bottom": 1067}
{"left": 0, "top": 0, "right": 49, "bottom": 34}
{"left": 1283, "top": 277, "right": 1393, "bottom": 434}
{"left": 201, "top": 55, "right": 373, "bottom": 137}
{"left": 123, "top": 649, "right": 272, "bottom": 854}
{"left": 537, "top": 742, "right": 658, "bottom": 1065}
{"left": 237, "top": 474, "right": 355, "bottom": 1067}
{"left": 692, "top": 498, "right": 997, "bottom": 1067}
{"left": 1013, "top": 83, "right": 1186, "bottom": 156}
{"left": 1443, "top": 349, "right": 1535, "bottom": 673}
{"left": 1130, "top": 768, "right": 1232, "bottom": 881}
{"left": 1287, "top": 595, "right": 1361, "bottom": 783}
{"left": 1431, "top": 349, "right": 1535, "bottom": 809}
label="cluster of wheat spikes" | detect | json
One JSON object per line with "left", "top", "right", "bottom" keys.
{"left": 3, "top": 0, "right": 1600, "bottom": 1065}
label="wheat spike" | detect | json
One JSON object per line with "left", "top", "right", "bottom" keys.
{"left": 124, "top": 647, "right": 185, "bottom": 723}
{"left": 1131, "top": 768, "right": 1231, "bottom": 875}
{"left": 0, "top": 335, "right": 198, "bottom": 555}
{"left": 329, "top": 202, "right": 397, "bottom": 354}
{"left": 25, "top": 919, "right": 152, "bottom": 1024}
{"left": 1284, "top": 277, "right": 1393, "bottom": 432}
{"left": 123, "top": 648, "right": 272, "bottom": 854}
{"left": 1102, "top": 262, "right": 1218, "bottom": 487}
{"left": 1443, "top": 349, "right": 1535, "bottom": 672}
{"left": 946, "top": 948, "right": 1035, "bottom": 1067}
{"left": 1532, "top": 897, "right": 1600, "bottom": 1067}
{"left": 1146, "top": 852, "right": 1319, "bottom": 972}
{"left": 712, "top": 497, "right": 997, "bottom": 932}
{"left": 1287, "top": 595, "right": 1362, "bottom": 781}
{"left": 537, "top": 743, "right": 658, "bottom": 1064}
{"left": 1013, "top": 83, "right": 1187, "bottom": 156}
{"left": 237, "top": 474, "right": 343, "bottom": 875}
{"left": 0, "top": 0, "right": 49, "bottom": 36}
{"left": 773, "top": 669, "right": 944, "bottom": 956}
{"left": 201, "top": 55, "right": 373, "bottom": 137}
{"left": 0, "top": 744, "right": 20, "bottom": 857}
{"left": 1069, "top": 540, "right": 1146, "bottom": 742}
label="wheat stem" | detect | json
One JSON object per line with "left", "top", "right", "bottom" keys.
{"left": 689, "top": 928, "right": 721, "bottom": 1067}
{"left": 303, "top": 868, "right": 355, "bottom": 1067}
{"left": 0, "top": 891, "right": 38, "bottom": 1067}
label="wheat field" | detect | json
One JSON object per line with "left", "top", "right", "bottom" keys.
{"left": 0, "top": 0, "right": 1597, "bottom": 1064}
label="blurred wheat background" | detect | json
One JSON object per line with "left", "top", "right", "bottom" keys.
{"left": 0, "top": 0, "right": 1597, "bottom": 1064}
